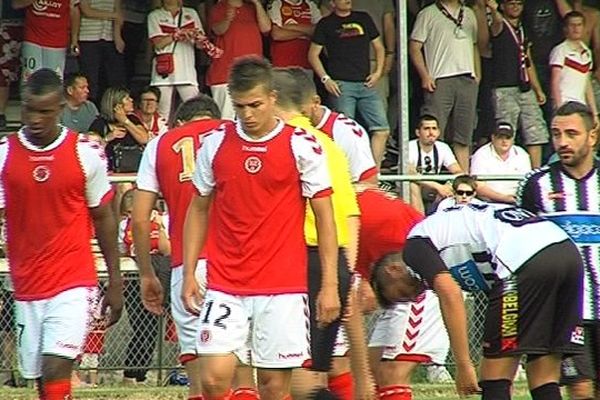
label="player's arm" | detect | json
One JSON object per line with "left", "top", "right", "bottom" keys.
{"left": 310, "top": 195, "right": 341, "bottom": 325}
{"left": 182, "top": 194, "right": 211, "bottom": 315}
{"left": 70, "top": 3, "right": 81, "bottom": 54}
{"left": 516, "top": 175, "right": 542, "bottom": 213}
{"left": 132, "top": 189, "right": 164, "bottom": 315}
{"left": 90, "top": 202, "right": 123, "bottom": 327}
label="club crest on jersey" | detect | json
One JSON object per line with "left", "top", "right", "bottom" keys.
{"left": 33, "top": 165, "right": 50, "bottom": 182}
{"left": 244, "top": 156, "right": 262, "bottom": 174}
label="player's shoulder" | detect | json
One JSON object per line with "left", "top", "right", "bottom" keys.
{"left": 76, "top": 134, "right": 107, "bottom": 160}
{"left": 522, "top": 163, "right": 553, "bottom": 183}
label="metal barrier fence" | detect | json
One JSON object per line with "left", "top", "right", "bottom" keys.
{"left": 0, "top": 173, "right": 520, "bottom": 384}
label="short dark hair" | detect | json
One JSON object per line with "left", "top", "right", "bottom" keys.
{"left": 63, "top": 72, "right": 87, "bottom": 89}
{"left": 564, "top": 10, "right": 585, "bottom": 26}
{"left": 417, "top": 114, "right": 439, "bottom": 129}
{"left": 452, "top": 174, "right": 478, "bottom": 192}
{"left": 273, "top": 68, "right": 314, "bottom": 110}
{"left": 173, "top": 94, "right": 221, "bottom": 124}
{"left": 138, "top": 86, "right": 161, "bottom": 103}
{"left": 228, "top": 56, "right": 274, "bottom": 95}
{"left": 24, "top": 68, "right": 64, "bottom": 101}
{"left": 554, "top": 101, "right": 596, "bottom": 131}
{"left": 370, "top": 252, "right": 404, "bottom": 308}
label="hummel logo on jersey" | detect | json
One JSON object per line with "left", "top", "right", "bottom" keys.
{"left": 242, "top": 145, "right": 267, "bottom": 153}
{"left": 29, "top": 155, "right": 54, "bottom": 162}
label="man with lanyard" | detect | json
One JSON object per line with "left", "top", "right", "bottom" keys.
{"left": 487, "top": 0, "right": 548, "bottom": 169}
{"left": 409, "top": 0, "right": 480, "bottom": 171}
{"left": 518, "top": 101, "right": 600, "bottom": 400}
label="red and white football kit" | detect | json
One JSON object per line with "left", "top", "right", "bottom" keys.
{"left": 136, "top": 118, "right": 223, "bottom": 361}
{"left": 191, "top": 119, "right": 331, "bottom": 368}
{"left": 354, "top": 188, "right": 450, "bottom": 364}
{"left": 0, "top": 127, "right": 112, "bottom": 378}
{"left": 315, "top": 106, "right": 377, "bottom": 183}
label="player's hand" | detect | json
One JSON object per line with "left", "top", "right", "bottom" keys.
{"left": 103, "top": 279, "right": 124, "bottom": 327}
{"left": 140, "top": 275, "right": 164, "bottom": 315}
{"left": 324, "top": 79, "right": 342, "bottom": 97}
{"left": 422, "top": 75, "right": 436, "bottom": 92}
{"left": 225, "top": 6, "right": 236, "bottom": 22}
{"left": 455, "top": 361, "right": 481, "bottom": 397}
{"left": 182, "top": 276, "right": 203, "bottom": 316}
{"left": 358, "top": 280, "right": 378, "bottom": 313}
{"left": 316, "top": 284, "right": 341, "bottom": 327}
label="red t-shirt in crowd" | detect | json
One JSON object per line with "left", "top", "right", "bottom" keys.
{"left": 24, "top": 0, "right": 77, "bottom": 48}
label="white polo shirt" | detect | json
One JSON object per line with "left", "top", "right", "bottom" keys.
{"left": 470, "top": 142, "right": 532, "bottom": 196}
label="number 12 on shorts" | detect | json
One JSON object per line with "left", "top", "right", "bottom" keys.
{"left": 201, "top": 300, "right": 231, "bottom": 329}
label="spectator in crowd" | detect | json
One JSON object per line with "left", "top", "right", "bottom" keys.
{"left": 206, "top": 0, "right": 271, "bottom": 120}
{"left": 134, "top": 86, "right": 168, "bottom": 138}
{"left": 435, "top": 173, "right": 484, "bottom": 210}
{"left": 267, "top": 0, "right": 321, "bottom": 73}
{"left": 133, "top": 95, "right": 225, "bottom": 400}
{"left": 553, "top": 0, "right": 600, "bottom": 110}
{"left": 148, "top": 0, "right": 206, "bottom": 122}
{"left": 0, "top": 0, "right": 24, "bottom": 130}
{"left": 409, "top": 0, "right": 480, "bottom": 171}
{"left": 88, "top": 87, "right": 149, "bottom": 173}
{"left": 521, "top": 0, "right": 563, "bottom": 125}
{"left": 60, "top": 73, "right": 100, "bottom": 134}
{"left": 293, "top": 67, "right": 378, "bottom": 184}
{"left": 118, "top": 189, "right": 171, "bottom": 386}
{"left": 550, "top": 11, "right": 598, "bottom": 119}
{"left": 487, "top": 0, "right": 548, "bottom": 168}
{"left": 12, "top": 0, "right": 80, "bottom": 82}
{"left": 470, "top": 121, "right": 532, "bottom": 204}
{"left": 518, "top": 101, "right": 600, "bottom": 400}
{"left": 181, "top": 56, "right": 339, "bottom": 400}
{"left": 408, "top": 114, "right": 463, "bottom": 214}
{"left": 0, "top": 68, "right": 123, "bottom": 400}
{"left": 121, "top": 0, "right": 159, "bottom": 86}
{"left": 309, "top": 0, "right": 389, "bottom": 169}
{"left": 78, "top": 0, "right": 127, "bottom": 103}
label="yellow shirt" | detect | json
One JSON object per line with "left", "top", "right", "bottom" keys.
{"left": 288, "top": 116, "right": 360, "bottom": 247}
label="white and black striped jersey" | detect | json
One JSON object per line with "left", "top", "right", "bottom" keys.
{"left": 518, "top": 161, "right": 600, "bottom": 321}
{"left": 407, "top": 204, "right": 571, "bottom": 292}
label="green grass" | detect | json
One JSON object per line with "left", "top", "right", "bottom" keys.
{"left": 0, "top": 384, "right": 535, "bottom": 399}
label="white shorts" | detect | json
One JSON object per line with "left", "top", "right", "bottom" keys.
{"left": 369, "top": 290, "right": 450, "bottom": 365}
{"left": 170, "top": 261, "right": 207, "bottom": 362}
{"left": 198, "top": 289, "right": 310, "bottom": 368}
{"left": 333, "top": 325, "right": 349, "bottom": 357}
{"left": 14, "top": 286, "right": 97, "bottom": 379}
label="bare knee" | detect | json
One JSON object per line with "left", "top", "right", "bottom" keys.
{"left": 258, "top": 370, "right": 291, "bottom": 400}
{"left": 568, "top": 380, "right": 595, "bottom": 400}
{"left": 42, "top": 355, "right": 74, "bottom": 381}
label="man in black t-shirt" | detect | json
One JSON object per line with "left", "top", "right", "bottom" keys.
{"left": 487, "top": 0, "right": 549, "bottom": 168}
{"left": 308, "top": 0, "right": 389, "bottom": 170}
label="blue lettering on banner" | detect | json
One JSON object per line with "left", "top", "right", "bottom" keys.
{"left": 449, "top": 261, "right": 490, "bottom": 292}
{"left": 546, "top": 214, "right": 600, "bottom": 244}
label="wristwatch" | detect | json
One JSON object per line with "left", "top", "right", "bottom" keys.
{"left": 321, "top": 75, "right": 331, "bottom": 84}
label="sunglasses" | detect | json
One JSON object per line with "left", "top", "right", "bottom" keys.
{"left": 456, "top": 190, "right": 475, "bottom": 196}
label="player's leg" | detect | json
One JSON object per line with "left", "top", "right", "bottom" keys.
{"left": 232, "top": 363, "right": 259, "bottom": 400}
{"left": 479, "top": 356, "right": 522, "bottom": 400}
{"left": 41, "top": 286, "right": 98, "bottom": 400}
{"left": 13, "top": 296, "right": 43, "bottom": 397}
{"left": 252, "top": 293, "right": 311, "bottom": 400}
{"left": 170, "top": 261, "right": 207, "bottom": 398}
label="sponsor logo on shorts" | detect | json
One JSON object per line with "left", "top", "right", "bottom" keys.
{"left": 500, "top": 277, "right": 519, "bottom": 351}
{"left": 562, "top": 357, "right": 579, "bottom": 377}
{"left": 570, "top": 326, "right": 585, "bottom": 345}
{"left": 200, "top": 329, "right": 211, "bottom": 343}
{"left": 278, "top": 351, "right": 304, "bottom": 360}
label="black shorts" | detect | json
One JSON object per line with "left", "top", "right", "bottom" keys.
{"left": 483, "top": 240, "right": 584, "bottom": 358}
{"left": 307, "top": 247, "right": 352, "bottom": 372}
{"left": 0, "top": 289, "right": 14, "bottom": 333}
{"left": 561, "top": 322, "right": 600, "bottom": 386}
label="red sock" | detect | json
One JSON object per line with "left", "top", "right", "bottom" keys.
{"left": 43, "top": 379, "right": 72, "bottom": 400}
{"left": 328, "top": 372, "right": 354, "bottom": 400}
{"left": 189, "top": 396, "right": 204, "bottom": 400}
{"left": 232, "top": 387, "right": 260, "bottom": 400}
{"left": 378, "top": 385, "right": 412, "bottom": 400}
{"left": 203, "top": 389, "right": 233, "bottom": 400}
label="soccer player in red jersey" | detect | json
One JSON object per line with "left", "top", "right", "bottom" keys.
{"left": 0, "top": 68, "right": 123, "bottom": 400}
{"left": 133, "top": 95, "right": 224, "bottom": 400}
{"left": 182, "top": 56, "right": 340, "bottom": 400}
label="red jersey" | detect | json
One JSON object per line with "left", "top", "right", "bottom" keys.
{"left": 119, "top": 216, "right": 162, "bottom": 257}
{"left": 0, "top": 128, "right": 113, "bottom": 301}
{"left": 356, "top": 189, "right": 424, "bottom": 279}
{"left": 136, "top": 119, "right": 224, "bottom": 267}
{"left": 206, "top": 2, "right": 263, "bottom": 85}
{"left": 267, "top": 0, "right": 321, "bottom": 69}
{"left": 24, "top": 0, "right": 76, "bottom": 48}
{"left": 193, "top": 120, "right": 332, "bottom": 295}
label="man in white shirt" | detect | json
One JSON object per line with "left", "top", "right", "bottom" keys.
{"left": 470, "top": 121, "right": 532, "bottom": 204}
{"left": 408, "top": 114, "right": 463, "bottom": 213}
